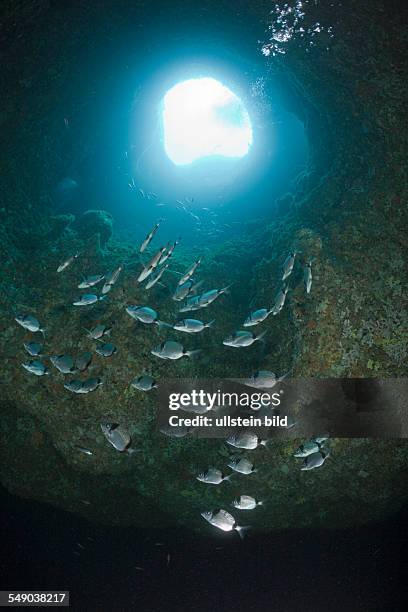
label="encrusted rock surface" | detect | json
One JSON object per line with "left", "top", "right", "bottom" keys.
{"left": 0, "top": 0, "right": 407, "bottom": 532}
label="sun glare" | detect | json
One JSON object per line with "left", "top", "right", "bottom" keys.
{"left": 162, "top": 77, "right": 253, "bottom": 165}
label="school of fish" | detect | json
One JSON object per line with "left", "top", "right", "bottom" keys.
{"left": 15, "top": 215, "right": 328, "bottom": 537}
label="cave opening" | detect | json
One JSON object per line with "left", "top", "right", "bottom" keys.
{"left": 161, "top": 77, "right": 253, "bottom": 166}
{"left": 109, "top": 57, "right": 310, "bottom": 246}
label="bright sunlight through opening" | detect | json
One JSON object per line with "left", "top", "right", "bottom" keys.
{"left": 162, "top": 77, "right": 253, "bottom": 165}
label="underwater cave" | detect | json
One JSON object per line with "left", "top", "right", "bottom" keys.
{"left": 1, "top": 0, "right": 407, "bottom": 609}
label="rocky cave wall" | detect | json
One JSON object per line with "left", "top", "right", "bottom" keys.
{"left": 0, "top": 0, "right": 407, "bottom": 532}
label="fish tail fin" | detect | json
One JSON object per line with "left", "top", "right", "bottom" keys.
{"left": 224, "top": 474, "right": 234, "bottom": 483}
{"left": 256, "top": 330, "right": 267, "bottom": 342}
{"left": 221, "top": 283, "right": 233, "bottom": 295}
{"left": 40, "top": 328, "right": 46, "bottom": 339}
{"left": 126, "top": 447, "right": 139, "bottom": 456}
{"left": 167, "top": 269, "right": 183, "bottom": 276}
{"left": 236, "top": 525, "right": 251, "bottom": 540}
{"left": 191, "top": 280, "right": 204, "bottom": 293}
{"left": 156, "top": 320, "right": 173, "bottom": 329}
{"left": 186, "top": 349, "right": 201, "bottom": 358}
{"left": 279, "top": 369, "right": 292, "bottom": 382}
{"left": 206, "top": 319, "right": 216, "bottom": 328}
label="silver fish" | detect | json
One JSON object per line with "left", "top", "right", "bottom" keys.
{"left": 78, "top": 274, "right": 105, "bottom": 289}
{"left": 227, "top": 457, "right": 256, "bottom": 475}
{"left": 178, "top": 295, "right": 202, "bottom": 313}
{"left": 314, "top": 434, "right": 330, "bottom": 444}
{"left": 198, "top": 285, "right": 231, "bottom": 307}
{"left": 145, "top": 264, "right": 168, "bottom": 289}
{"left": 75, "top": 351, "right": 93, "bottom": 372}
{"left": 196, "top": 468, "right": 232, "bottom": 484}
{"left": 139, "top": 221, "right": 162, "bottom": 253}
{"left": 294, "top": 440, "right": 321, "bottom": 458}
{"left": 304, "top": 260, "right": 313, "bottom": 294}
{"left": 223, "top": 330, "right": 266, "bottom": 348}
{"left": 146, "top": 246, "right": 167, "bottom": 269}
{"left": 50, "top": 354, "right": 76, "bottom": 374}
{"left": 242, "top": 370, "right": 289, "bottom": 389}
{"left": 15, "top": 314, "right": 45, "bottom": 335}
{"left": 100, "top": 422, "right": 131, "bottom": 452}
{"left": 84, "top": 324, "right": 112, "bottom": 340}
{"left": 232, "top": 495, "right": 263, "bottom": 510}
{"left": 272, "top": 286, "right": 289, "bottom": 315}
{"left": 75, "top": 446, "right": 93, "bottom": 456}
{"left": 243, "top": 308, "right": 272, "bottom": 327}
{"left": 22, "top": 360, "right": 49, "bottom": 376}
{"left": 300, "top": 449, "right": 330, "bottom": 470}
{"left": 179, "top": 402, "right": 212, "bottom": 414}
{"left": 79, "top": 377, "right": 103, "bottom": 394}
{"left": 178, "top": 257, "right": 202, "bottom": 286}
{"left": 95, "top": 343, "right": 117, "bottom": 357}
{"left": 159, "top": 238, "right": 180, "bottom": 265}
{"left": 102, "top": 266, "right": 123, "bottom": 294}
{"left": 131, "top": 375, "right": 157, "bottom": 391}
{"left": 201, "top": 509, "right": 247, "bottom": 538}
{"left": 190, "top": 212, "right": 200, "bottom": 224}
{"left": 173, "top": 318, "right": 215, "bottom": 333}
{"left": 226, "top": 432, "right": 267, "bottom": 450}
{"left": 64, "top": 379, "right": 83, "bottom": 393}
{"left": 137, "top": 247, "right": 166, "bottom": 282}
{"left": 126, "top": 305, "right": 158, "bottom": 324}
{"left": 159, "top": 423, "right": 193, "bottom": 438}
{"left": 172, "top": 279, "right": 203, "bottom": 301}
{"left": 23, "top": 341, "right": 43, "bottom": 356}
{"left": 282, "top": 251, "right": 297, "bottom": 281}
{"left": 151, "top": 340, "right": 200, "bottom": 360}
{"left": 57, "top": 253, "right": 79, "bottom": 273}
{"left": 73, "top": 294, "right": 105, "bottom": 306}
